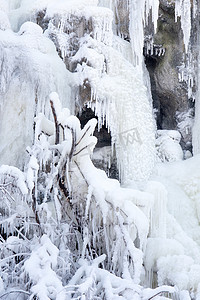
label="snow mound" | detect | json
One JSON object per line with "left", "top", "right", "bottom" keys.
{"left": 156, "top": 130, "right": 183, "bottom": 162}
{"left": 18, "top": 21, "right": 43, "bottom": 36}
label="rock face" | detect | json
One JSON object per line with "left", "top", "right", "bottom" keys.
{"left": 113, "top": 0, "right": 194, "bottom": 151}
{"left": 144, "top": 0, "right": 194, "bottom": 151}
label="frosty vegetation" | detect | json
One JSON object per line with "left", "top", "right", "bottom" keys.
{"left": 0, "top": 93, "right": 175, "bottom": 300}
{"left": 0, "top": 0, "right": 200, "bottom": 300}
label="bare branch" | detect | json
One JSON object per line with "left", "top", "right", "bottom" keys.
{"left": 75, "top": 125, "right": 91, "bottom": 147}
{"left": 68, "top": 126, "right": 75, "bottom": 161}
{"left": 50, "top": 99, "right": 60, "bottom": 145}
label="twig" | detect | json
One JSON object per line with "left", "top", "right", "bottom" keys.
{"left": 0, "top": 290, "right": 30, "bottom": 299}
{"left": 148, "top": 291, "right": 168, "bottom": 300}
{"left": 73, "top": 144, "right": 91, "bottom": 157}
{"left": 13, "top": 226, "right": 29, "bottom": 243}
{"left": 0, "top": 187, "right": 15, "bottom": 203}
{"left": 50, "top": 100, "right": 60, "bottom": 145}
{"left": 75, "top": 125, "right": 91, "bottom": 147}
{"left": 68, "top": 126, "right": 75, "bottom": 161}
{"left": 0, "top": 253, "right": 30, "bottom": 263}
{"left": 0, "top": 182, "right": 13, "bottom": 188}
{"left": 74, "top": 161, "right": 88, "bottom": 186}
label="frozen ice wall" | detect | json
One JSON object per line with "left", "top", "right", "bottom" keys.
{"left": 0, "top": 0, "right": 196, "bottom": 181}
{"left": 0, "top": 1, "right": 196, "bottom": 176}
{"left": 0, "top": 7, "right": 72, "bottom": 168}
{"left": 90, "top": 44, "right": 156, "bottom": 183}
{"left": 76, "top": 0, "right": 158, "bottom": 183}
{"left": 0, "top": 0, "right": 158, "bottom": 183}
{"left": 95, "top": 0, "right": 159, "bottom": 183}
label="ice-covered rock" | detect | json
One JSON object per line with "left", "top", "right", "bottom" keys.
{"left": 156, "top": 130, "right": 183, "bottom": 162}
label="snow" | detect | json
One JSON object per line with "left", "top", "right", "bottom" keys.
{"left": 5, "top": 236, "right": 22, "bottom": 252}
{"left": 24, "top": 235, "right": 66, "bottom": 300}
{"left": 67, "top": 254, "right": 175, "bottom": 300}
{"left": 156, "top": 130, "right": 183, "bottom": 162}
{"left": 74, "top": 154, "right": 152, "bottom": 283}
{"left": 0, "top": 278, "right": 4, "bottom": 294}
{"left": 0, "top": 10, "right": 10, "bottom": 30}
{"left": 18, "top": 20, "right": 43, "bottom": 36}
{"left": 24, "top": 0, "right": 157, "bottom": 183}
{"left": 0, "top": 0, "right": 8, "bottom": 12}
{"left": 32, "top": 95, "right": 152, "bottom": 285}
{"left": 145, "top": 237, "right": 185, "bottom": 272}
{"left": 0, "top": 21, "right": 72, "bottom": 168}
{"left": 26, "top": 155, "right": 39, "bottom": 192}
{"left": 34, "top": 113, "right": 55, "bottom": 137}
{"left": 0, "top": 165, "right": 28, "bottom": 195}
{"left": 0, "top": 0, "right": 199, "bottom": 299}
{"left": 143, "top": 154, "right": 200, "bottom": 295}
{"left": 142, "top": 285, "right": 175, "bottom": 300}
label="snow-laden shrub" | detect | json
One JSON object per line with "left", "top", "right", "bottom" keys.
{"left": 0, "top": 93, "right": 175, "bottom": 300}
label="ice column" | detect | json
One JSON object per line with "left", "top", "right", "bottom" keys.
{"left": 175, "top": 0, "right": 191, "bottom": 53}
{"left": 146, "top": 181, "right": 167, "bottom": 238}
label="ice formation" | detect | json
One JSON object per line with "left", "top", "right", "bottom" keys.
{"left": 1, "top": 0, "right": 200, "bottom": 300}
{"left": 156, "top": 130, "right": 184, "bottom": 162}
{"left": 45, "top": 0, "right": 156, "bottom": 183}
{"left": 0, "top": 0, "right": 157, "bottom": 183}
{"left": 148, "top": 155, "right": 200, "bottom": 296}
{"left": 24, "top": 235, "right": 66, "bottom": 299}
{"left": 175, "top": 0, "right": 191, "bottom": 53}
{"left": 0, "top": 19, "right": 72, "bottom": 168}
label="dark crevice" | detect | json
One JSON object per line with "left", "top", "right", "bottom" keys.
{"left": 77, "top": 107, "right": 118, "bottom": 179}
{"left": 144, "top": 55, "right": 162, "bottom": 129}
{"left": 77, "top": 107, "right": 111, "bottom": 148}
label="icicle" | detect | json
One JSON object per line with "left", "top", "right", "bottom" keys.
{"left": 175, "top": 0, "right": 191, "bottom": 52}
{"left": 146, "top": 181, "right": 167, "bottom": 238}
{"left": 128, "top": 0, "right": 159, "bottom": 66}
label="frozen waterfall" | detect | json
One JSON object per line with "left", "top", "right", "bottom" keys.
{"left": 1, "top": 0, "right": 200, "bottom": 300}
{"left": 0, "top": 0, "right": 158, "bottom": 183}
